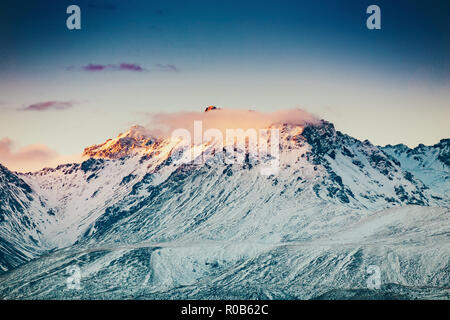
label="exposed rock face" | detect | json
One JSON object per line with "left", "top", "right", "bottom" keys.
{"left": 83, "top": 125, "right": 157, "bottom": 159}
{"left": 205, "top": 105, "right": 219, "bottom": 112}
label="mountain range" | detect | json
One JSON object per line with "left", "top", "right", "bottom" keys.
{"left": 0, "top": 113, "right": 448, "bottom": 299}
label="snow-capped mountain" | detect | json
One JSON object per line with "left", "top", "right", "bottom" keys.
{"left": 83, "top": 125, "right": 157, "bottom": 160}
{"left": 0, "top": 115, "right": 448, "bottom": 299}
{"left": 0, "top": 164, "right": 55, "bottom": 273}
{"left": 382, "top": 139, "right": 449, "bottom": 200}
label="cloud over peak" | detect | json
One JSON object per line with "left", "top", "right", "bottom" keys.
{"left": 145, "top": 108, "right": 321, "bottom": 137}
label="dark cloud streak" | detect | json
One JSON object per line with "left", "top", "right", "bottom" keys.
{"left": 81, "top": 63, "right": 146, "bottom": 72}
{"left": 71, "top": 63, "right": 179, "bottom": 73}
{"left": 155, "top": 64, "right": 179, "bottom": 72}
{"left": 22, "top": 101, "right": 77, "bottom": 112}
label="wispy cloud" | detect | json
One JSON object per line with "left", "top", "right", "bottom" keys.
{"left": 22, "top": 100, "right": 78, "bottom": 112}
{"left": 71, "top": 63, "right": 178, "bottom": 73}
{"left": 0, "top": 137, "right": 84, "bottom": 173}
{"left": 155, "top": 64, "right": 179, "bottom": 72}
{"left": 118, "top": 63, "right": 145, "bottom": 72}
{"left": 83, "top": 64, "right": 108, "bottom": 72}
{"left": 82, "top": 63, "right": 146, "bottom": 72}
{"left": 144, "top": 108, "right": 320, "bottom": 137}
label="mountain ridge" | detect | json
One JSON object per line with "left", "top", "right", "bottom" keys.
{"left": 0, "top": 117, "right": 449, "bottom": 299}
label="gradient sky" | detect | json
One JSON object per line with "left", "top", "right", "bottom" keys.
{"left": 0, "top": 0, "right": 449, "bottom": 171}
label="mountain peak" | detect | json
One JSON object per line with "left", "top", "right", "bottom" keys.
{"left": 81, "top": 116, "right": 331, "bottom": 161}
{"left": 83, "top": 125, "right": 156, "bottom": 159}
{"left": 204, "top": 105, "right": 220, "bottom": 112}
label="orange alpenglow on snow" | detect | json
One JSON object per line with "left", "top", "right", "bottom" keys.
{"left": 204, "top": 105, "right": 219, "bottom": 112}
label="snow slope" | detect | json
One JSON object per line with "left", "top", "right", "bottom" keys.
{"left": 0, "top": 206, "right": 448, "bottom": 299}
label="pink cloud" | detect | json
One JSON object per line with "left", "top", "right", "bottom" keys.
{"left": 0, "top": 138, "right": 84, "bottom": 173}
{"left": 145, "top": 108, "right": 321, "bottom": 137}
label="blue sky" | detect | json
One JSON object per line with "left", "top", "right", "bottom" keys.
{"left": 0, "top": 0, "right": 449, "bottom": 171}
